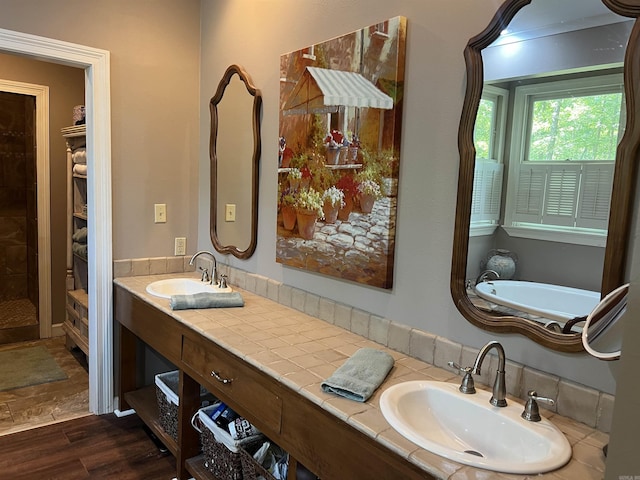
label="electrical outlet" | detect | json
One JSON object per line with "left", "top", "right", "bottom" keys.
{"left": 174, "top": 237, "right": 186, "bottom": 256}
{"left": 225, "top": 204, "right": 236, "bottom": 222}
{"left": 154, "top": 204, "right": 167, "bottom": 223}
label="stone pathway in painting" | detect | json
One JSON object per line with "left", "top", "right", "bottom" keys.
{"left": 276, "top": 196, "right": 397, "bottom": 288}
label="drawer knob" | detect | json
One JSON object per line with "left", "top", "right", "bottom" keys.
{"left": 211, "top": 370, "right": 233, "bottom": 384}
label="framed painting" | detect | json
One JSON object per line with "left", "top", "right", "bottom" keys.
{"left": 277, "top": 16, "right": 407, "bottom": 289}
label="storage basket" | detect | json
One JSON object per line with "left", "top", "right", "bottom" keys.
{"left": 194, "top": 404, "right": 264, "bottom": 480}
{"left": 239, "top": 445, "right": 278, "bottom": 480}
{"left": 155, "top": 370, "right": 216, "bottom": 441}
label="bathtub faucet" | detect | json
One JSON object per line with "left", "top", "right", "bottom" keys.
{"left": 472, "top": 341, "right": 507, "bottom": 407}
{"left": 475, "top": 269, "right": 499, "bottom": 286}
{"left": 189, "top": 250, "right": 217, "bottom": 286}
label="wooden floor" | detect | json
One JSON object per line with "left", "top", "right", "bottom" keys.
{"left": 0, "top": 413, "right": 177, "bottom": 479}
{"left": 0, "top": 336, "right": 89, "bottom": 435}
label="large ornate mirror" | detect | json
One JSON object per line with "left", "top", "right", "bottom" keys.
{"left": 210, "top": 65, "right": 262, "bottom": 259}
{"left": 452, "top": 0, "right": 640, "bottom": 351}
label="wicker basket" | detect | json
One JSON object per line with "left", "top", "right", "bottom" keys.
{"left": 155, "top": 371, "right": 216, "bottom": 441}
{"left": 239, "top": 445, "right": 278, "bottom": 480}
{"left": 155, "top": 372, "right": 180, "bottom": 441}
{"left": 195, "top": 405, "right": 265, "bottom": 480}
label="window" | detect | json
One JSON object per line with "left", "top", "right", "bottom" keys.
{"left": 503, "top": 74, "right": 624, "bottom": 246}
{"left": 471, "top": 85, "right": 508, "bottom": 236}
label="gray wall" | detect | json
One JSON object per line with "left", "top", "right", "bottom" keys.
{"left": 2, "top": 1, "right": 638, "bottom": 473}
{"left": 196, "top": 0, "right": 627, "bottom": 396}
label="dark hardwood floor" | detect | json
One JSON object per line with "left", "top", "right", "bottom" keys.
{"left": 0, "top": 413, "right": 176, "bottom": 479}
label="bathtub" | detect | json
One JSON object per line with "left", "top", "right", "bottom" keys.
{"left": 474, "top": 280, "right": 601, "bottom": 325}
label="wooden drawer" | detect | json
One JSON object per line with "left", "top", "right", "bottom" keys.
{"left": 181, "top": 333, "right": 282, "bottom": 435}
{"left": 114, "top": 285, "right": 184, "bottom": 365}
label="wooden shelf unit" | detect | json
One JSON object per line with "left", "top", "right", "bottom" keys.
{"left": 62, "top": 125, "right": 89, "bottom": 355}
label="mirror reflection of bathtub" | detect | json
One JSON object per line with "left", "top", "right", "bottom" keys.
{"left": 473, "top": 280, "right": 600, "bottom": 332}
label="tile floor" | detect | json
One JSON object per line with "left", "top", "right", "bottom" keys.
{"left": 0, "top": 336, "right": 90, "bottom": 436}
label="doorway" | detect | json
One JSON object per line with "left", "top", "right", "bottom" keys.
{"left": 0, "top": 91, "right": 38, "bottom": 345}
{"left": 0, "top": 27, "right": 113, "bottom": 415}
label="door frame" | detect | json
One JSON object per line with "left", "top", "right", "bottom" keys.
{"left": 0, "top": 27, "right": 113, "bottom": 414}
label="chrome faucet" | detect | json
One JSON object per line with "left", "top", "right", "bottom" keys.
{"left": 472, "top": 341, "right": 507, "bottom": 407}
{"left": 189, "top": 250, "right": 217, "bottom": 285}
{"left": 475, "top": 269, "right": 499, "bottom": 286}
{"left": 521, "top": 390, "right": 555, "bottom": 422}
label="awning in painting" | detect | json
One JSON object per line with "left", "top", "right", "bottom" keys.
{"left": 283, "top": 66, "right": 393, "bottom": 115}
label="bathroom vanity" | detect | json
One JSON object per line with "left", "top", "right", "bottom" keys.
{"left": 114, "top": 273, "right": 607, "bottom": 480}
{"left": 115, "top": 277, "right": 428, "bottom": 480}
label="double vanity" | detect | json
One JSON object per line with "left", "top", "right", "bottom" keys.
{"left": 114, "top": 272, "right": 607, "bottom": 479}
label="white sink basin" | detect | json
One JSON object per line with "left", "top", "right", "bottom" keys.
{"left": 146, "top": 278, "right": 232, "bottom": 299}
{"left": 380, "top": 381, "right": 571, "bottom": 474}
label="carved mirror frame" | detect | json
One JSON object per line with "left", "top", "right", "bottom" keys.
{"left": 452, "top": 0, "right": 640, "bottom": 352}
{"left": 210, "top": 64, "right": 262, "bottom": 259}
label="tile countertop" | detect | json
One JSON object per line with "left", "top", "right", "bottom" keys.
{"left": 114, "top": 273, "right": 609, "bottom": 480}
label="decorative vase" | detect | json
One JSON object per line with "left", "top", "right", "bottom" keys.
{"left": 359, "top": 193, "right": 375, "bottom": 214}
{"left": 300, "top": 177, "right": 311, "bottom": 190}
{"left": 323, "top": 202, "right": 339, "bottom": 224}
{"left": 338, "top": 195, "right": 354, "bottom": 221}
{"left": 281, "top": 205, "right": 297, "bottom": 230}
{"left": 485, "top": 249, "right": 517, "bottom": 279}
{"left": 296, "top": 210, "right": 317, "bottom": 240}
{"left": 289, "top": 178, "right": 300, "bottom": 191}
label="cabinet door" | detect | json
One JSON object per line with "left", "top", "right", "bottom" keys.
{"left": 181, "top": 333, "right": 283, "bottom": 435}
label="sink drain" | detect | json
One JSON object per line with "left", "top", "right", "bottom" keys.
{"left": 464, "top": 450, "right": 484, "bottom": 457}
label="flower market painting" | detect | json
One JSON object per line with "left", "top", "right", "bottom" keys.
{"left": 277, "top": 17, "right": 406, "bottom": 289}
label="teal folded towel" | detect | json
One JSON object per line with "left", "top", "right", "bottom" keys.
{"left": 170, "top": 292, "right": 244, "bottom": 310}
{"left": 321, "top": 348, "right": 394, "bottom": 402}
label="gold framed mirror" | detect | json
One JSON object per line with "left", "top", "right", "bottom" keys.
{"left": 210, "top": 65, "right": 262, "bottom": 259}
{"left": 452, "top": 0, "right": 640, "bottom": 352}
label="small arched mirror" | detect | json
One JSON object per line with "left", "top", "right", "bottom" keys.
{"left": 452, "top": 0, "right": 640, "bottom": 352}
{"left": 210, "top": 65, "right": 262, "bottom": 259}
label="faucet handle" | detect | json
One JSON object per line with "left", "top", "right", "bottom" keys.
{"left": 218, "top": 274, "right": 228, "bottom": 289}
{"left": 199, "top": 267, "right": 210, "bottom": 283}
{"left": 521, "top": 390, "right": 555, "bottom": 422}
{"left": 448, "top": 362, "right": 476, "bottom": 394}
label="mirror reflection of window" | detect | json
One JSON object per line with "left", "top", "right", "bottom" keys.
{"left": 471, "top": 86, "right": 508, "bottom": 236}
{"left": 503, "top": 74, "right": 623, "bottom": 245}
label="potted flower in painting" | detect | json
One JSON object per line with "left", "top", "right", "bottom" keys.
{"left": 287, "top": 167, "right": 302, "bottom": 191}
{"left": 300, "top": 165, "right": 312, "bottom": 190}
{"left": 321, "top": 186, "right": 345, "bottom": 224}
{"left": 294, "top": 187, "right": 323, "bottom": 240}
{"left": 279, "top": 189, "right": 297, "bottom": 231}
{"left": 324, "top": 130, "right": 347, "bottom": 165}
{"left": 335, "top": 174, "right": 359, "bottom": 221}
{"left": 357, "top": 178, "right": 382, "bottom": 214}
{"left": 348, "top": 134, "right": 360, "bottom": 163}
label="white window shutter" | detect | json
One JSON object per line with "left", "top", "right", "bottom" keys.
{"left": 577, "top": 163, "right": 613, "bottom": 229}
{"left": 513, "top": 165, "right": 546, "bottom": 223}
{"left": 543, "top": 165, "right": 581, "bottom": 227}
{"left": 471, "top": 161, "right": 503, "bottom": 223}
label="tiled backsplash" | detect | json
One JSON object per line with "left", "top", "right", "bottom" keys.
{"left": 113, "top": 256, "right": 615, "bottom": 432}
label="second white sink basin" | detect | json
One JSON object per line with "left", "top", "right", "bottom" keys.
{"left": 380, "top": 380, "right": 571, "bottom": 474}
{"left": 146, "top": 278, "right": 232, "bottom": 298}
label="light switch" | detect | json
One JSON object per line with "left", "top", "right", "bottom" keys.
{"left": 225, "top": 204, "right": 236, "bottom": 222}
{"left": 154, "top": 204, "right": 167, "bottom": 223}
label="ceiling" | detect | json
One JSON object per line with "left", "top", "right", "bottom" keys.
{"left": 496, "top": 0, "right": 629, "bottom": 44}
